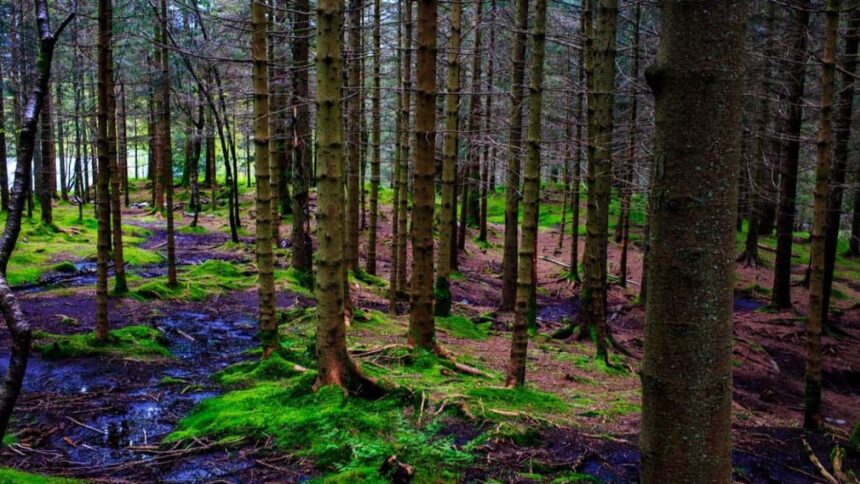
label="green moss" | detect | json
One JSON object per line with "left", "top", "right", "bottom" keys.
{"left": 550, "top": 472, "right": 600, "bottom": 483}
{"left": 277, "top": 267, "right": 315, "bottom": 298}
{"left": 435, "top": 315, "right": 489, "bottom": 340}
{"left": 132, "top": 260, "right": 256, "bottom": 301}
{"left": 34, "top": 325, "right": 171, "bottom": 359}
{"left": 178, "top": 225, "right": 208, "bottom": 235}
{"left": 53, "top": 261, "right": 77, "bottom": 273}
{"left": 557, "top": 351, "right": 630, "bottom": 376}
{"left": 159, "top": 376, "right": 190, "bottom": 386}
{"left": 467, "top": 387, "right": 570, "bottom": 416}
{"left": 215, "top": 353, "right": 306, "bottom": 387}
{"left": 350, "top": 269, "right": 387, "bottom": 288}
{"left": 0, "top": 468, "right": 82, "bottom": 484}
{"left": 168, "top": 372, "right": 472, "bottom": 481}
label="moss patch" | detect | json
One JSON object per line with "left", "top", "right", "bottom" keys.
{"left": 34, "top": 325, "right": 171, "bottom": 359}
{"left": 0, "top": 468, "right": 81, "bottom": 484}
{"left": 435, "top": 315, "right": 489, "bottom": 340}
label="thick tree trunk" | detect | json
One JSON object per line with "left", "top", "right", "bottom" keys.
{"left": 251, "top": 0, "right": 278, "bottom": 356}
{"left": 640, "top": 1, "right": 745, "bottom": 480}
{"left": 0, "top": 0, "right": 71, "bottom": 445}
{"left": 435, "top": 0, "right": 462, "bottom": 318}
{"left": 772, "top": 0, "right": 811, "bottom": 308}
{"left": 96, "top": 0, "right": 113, "bottom": 341}
{"left": 805, "top": 0, "right": 840, "bottom": 431}
{"left": 313, "top": 0, "right": 379, "bottom": 396}
{"left": 396, "top": 0, "right": 413, "bottom": 297}
{"left": 577, "top": 0, "right": 617, "bottom": 362}
{"left": 291, "top": 0, "right": 313, "bottom": 274}
{"left": 500, "top": 0, "right": 528, "bottom": 311}
{"left": 345, "top": 0, "right": 363, "bottom": 273}
{"left": 617, "top": 0, "right": 640, "bottom": 287}
{"left": 409, "top": 0, "right": 439, "bottom": 351}
{"left": 821, "top": 9, "right": 860, "bottom": 325}
{"left": 389, "top": 0, "right": 403, "bottom": 314}
{"left": 506, "top": 0, "right": 546, "bottom": 387}
{"left": 569, "top": 12, "right": 586, "bottom": 283}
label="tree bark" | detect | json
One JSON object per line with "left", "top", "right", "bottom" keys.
{"left": 251, "top": 0, "right": 278, "bottom": 356}
{"left": 39, "top": 88, "right": 54, "bottom": 225}
{"left": 640, "top": 1, "right": 745, "bottom": 480}
{"left": 617, "top": 0, "right": 640, "bottom": 287}
{"left": 435, "top": 0, "right": 462, "bottom": 317}
{"left": 396, "top": 0, "right": 413, "bottom": 296}
{"left": 805, "top": 0, "right": 840, "bottom": 431}
{"left": 0, "top": 60, "right": 9, "bottom": 212}
{"left": 500, "top": 0, "right": 528, "bottom": 311}
{"left": 772, "top": 0, "right": 811, "bottom": 308}
{"left": 291, "top": 0, "right": 313, "bottom": 274}
{"left": 506, "top": 0, "right": 546, "bottom": 387}
{"left": 345, "top": 0, "right": 363, "bottom": 273}
{"left": 96, "top": 0, "right": 113, "bottom": 341}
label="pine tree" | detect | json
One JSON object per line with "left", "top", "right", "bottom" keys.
{"left": 366, "top": 0, "right": 382, "bottom": 275}
{"left": 640, "top": 1, "right": 745, "bottom": 479}
{"left": 95, "top": 0, "right": 114, "bottom": 341}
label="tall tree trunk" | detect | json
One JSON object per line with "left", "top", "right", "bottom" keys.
{"left": 479, "top": 0, "right": 496, "bottom": 243}
{"left": 852, "top": 182, "right": 860, "bottom": 257}
{"left": 409, "top": 0, "right": 439, "bottom": 351}
{"left": 252, "top": 0, "right": 278, "bottom": 357}
{"left": 366, "top": 0, "right": 382, "bottom": 276}
{"left": 0, "top": 0, "right": 71, "bottom": 445}
{"left": 160, "top": 0, "right": 177, "bottom": 287}
{"left": 821, "top": 8, "right": 860, "bottom": 325}
{"left": 118, "top": 82, "right": 129, "bottom": 206}
{"left": 805, "top": 0, "right": 840, "bottom": 431}
{"left": 772, "top": 0, "right": 811, "bottom": 308}
{"left": 291, "top": 0, "right": 313, "bottom": 274}
{"left": 396, "top": 0, "right": 413, "bottom": 297}
{"left": 617, "top": 0, "right": 639, "bottom": 287}
{"left": 56, "top": 82, "right": 67, "bottom": 202}
{"left": 345, "top": 0, "right": 363, "bottom": 273}
{"left": 569, "top": 10, "right": 586, "bottom": 283}
{"left": 435, "top": 0, "right": 462, "bottom": 317}
{"left": 640, "top": 1, "right": 745, "bottom": 480}
{"left": 96, "top": 0, "right": 113, "bottom": 342}
{"left": 500, "top": 0, "right": 528, "bottom": 311}
{"left": 314, "top": 0, "right": 380, "bottom": 396}
{"left": 465, "top": 0, "right": 482, "bottom": 234}
{"left": 268, "top": 0, "right": 287, "bottom": 243}
{"left": 577, "top": 0, "right": 617, "bottom": 362}
{"left": 506, "top": 0, "right": 546, "bottom": 387}
{"left": 107, "top": 19, "right": 127, "bottom": 294}
{"left": 389, "top": 0, "right": 404, "bottom": 313}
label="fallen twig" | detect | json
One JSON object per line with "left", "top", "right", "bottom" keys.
{"left": 802, "top": 439, "right": 839, "bottom": 484}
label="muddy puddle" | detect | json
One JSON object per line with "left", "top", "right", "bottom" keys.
{"left": 0, "top": 301, "right": 293, "bottom": 481}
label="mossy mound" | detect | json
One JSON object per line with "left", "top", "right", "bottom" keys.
{"left": 168, "top": 372, "right": 473, "bottom": 481}
{"left": 34, "top": 325, "right": 171, "bottom": 359}
{"left": 215, "top": 353, "right": 307, "bottom": 387}
{"left": 435, "top": 315, "right": 490, "bottom": 340}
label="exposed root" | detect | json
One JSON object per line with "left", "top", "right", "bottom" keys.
{"left": 802, "top": 439, "right": 839, "bottom": 484}
{"left": 433, "top": 345, "right": 490, "bottom": 378}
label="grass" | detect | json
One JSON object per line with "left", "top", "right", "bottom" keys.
{"left": 435, "top": 315, "right": 490, "bottom": 340}
{"left": 33, "top": 325, "right": 171, "bottom": 359}
{"left": 0, "top": 468, "right": 82, "bottom": 484}
{"left": 168, "top": 372, "right": 474, "bottom": 482}
{"left": 3, "top": 204, "right": 159, "bottom": 287}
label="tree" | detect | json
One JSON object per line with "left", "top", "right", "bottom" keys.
{"left": 345, "top": 0, "right": 362, "bottom": 274}
{"left": 313, "top": 0, "right": 380, "bottom": 395}
{"left": 0, "top": 0, "right": 72, "bottom": 446}
{"left": 96, "top": 0, "right": 114, "bottom": 341}
{"left": 395, "top": 0, "right": 413, "bottom": 298}
{"left": 107, "top": 12, "right": 127, "bottom": 294}
{"left": 463, "top": 0, "right": 482, "bottom": 236}
{"left": 506, "top": 0, "right": 547, "bottom": 387}
{"left": 500, "top": 0, "right": 528, "bottom": 311}
{"left": 291, "top": 0, "right": 313, "bottom": 274}
{"left": 640, "top": 1, "right": 745, "bottom": 480}
{"left": 772, "top": 0, "right": 811, "bottom": 308}
{"left": 409, "top": 0, "right": 438, "bottom": 351}
{"left": 0, "top": 59, "right": 8, "bottom": 212}
{"left": 805, "top": 0, "right": 840, "bottom": 431}
{"left": 577, "top": 0, "right": 617, "bottom": 361}
{"left": 366, "top": 0, "right": 382, "bottom": 275}
{"left": 160, "top": 0, "right": 177, "bottom": 287}
{"left": 568, "top": 9, "right": 587, "bottom": 283}
{"left": 435, "top": 0, "right": 462, "bottom": 317}
{"left": 251, "top": 0, "right": 278, "bottom": 357}
{"left": 38, "top": 89, "right": 53, "bottom": 225}
{"left": 617, "top": 0, "right": 640, "bottom": 287}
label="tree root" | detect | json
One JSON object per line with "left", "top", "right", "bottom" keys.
{"left": 433, "top": 345, "right": 490, "bottom": 377}
{"left": 802, "top": 439, "right": 840, "bottom": 484}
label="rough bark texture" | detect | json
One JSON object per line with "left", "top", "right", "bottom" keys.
{"left": 366, "top": 0, "right": 382, "bottom": 275}
{"left": 251, "top": 0, "right": 278, "bottom": 355}
{"left": 578, "top": 0, "right": 617, "bottom": 361}
{"left": 409, "top": 0, "right": 438, "bottom": 351}
{"left": 291, "top": 0, "right": 313, "bottom": 274}
{"left": 39, "top": 92, "right": 54, "bottom": 225}
{"left": 96, "top": 0, "right": 113, "bottom": 342}
{"left": 772, "top": 0, "right": 811, "bottom": 308}
{"left": 435, "top": 0, "right": 462, "bottom": 318}
{"left": 396, "top": 0, "right": 413, "bottom": 296}
{"left": 345, "top": 0, "right": 362, "bottom": 273}
{"left": 805, "top": 0, "right": 840, "bottom": 431}
{"left": 313, "top": 0, "right": 379, "bottom": 396}
{"left": 0, "top": 0, "right": 70, "bottom": 445}
{"left": 506, "top": 0, "right": 546, "bottom": 387}
{"left": 569, "top": 11, "right": 586, "bottom": 282}
{"left": 821, "top": 8, "right": 860, "bottom": 324}
{"left": 618, "top": 0, "right": 639, "bottom": 287}
{"left": 160, "top": 0, "right": 177, "bottom": 287}
{"left": 0, "top": 60, "right": 8, "bottom": 212}
{"left": 464, "top": 0, "right": 482, "bottom": 231}
{"left": 500, "top": 0, "right": 528, "bottom": 311}
{"left": 639, "top": 2, "right": 745, "bottom": 481}
{"left": 389, "top": 0, "right": 403, "bottom": 313}
{"left": 107, "top": 21, "right": 127, "bottom": 294}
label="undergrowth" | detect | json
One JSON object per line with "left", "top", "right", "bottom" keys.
{"left": 33, "top": 325, "right": 171, "bottom": 359}
{"left": 0, "top": 468, "right": 81, "bottom": 484}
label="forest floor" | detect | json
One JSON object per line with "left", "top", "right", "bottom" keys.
{"left": 0, "top": 183, "right": 858, "bottom": 483}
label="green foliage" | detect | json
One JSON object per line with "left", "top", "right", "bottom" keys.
{"left": 215, "top": 353, "right": 306, "bottom": 387}
{"left": 435, "top": 315, "right": 489, "bottom": 340}
{"left": 0, "top": 468, "right": 81, "bottom": 484}
{"left": 277, "top": 267, "right": 315, "bottom": 298}
{"left": 467, "top": 387, "right": 569, "bottom": 415}
{"left": 168, "top": 372, "right": 473, "bottom": 481}
{"left": 34, "top": 325, "right": 171, "bottom": 359}
{"left": 350, "top": 269, "right": 387, "bottom": 288}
